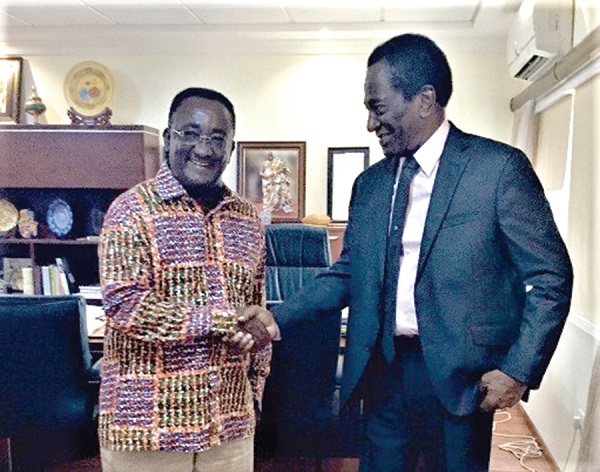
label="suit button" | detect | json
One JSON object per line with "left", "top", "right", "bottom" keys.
{"left": 364, "top": 346, "right": 371, "bottom": 353}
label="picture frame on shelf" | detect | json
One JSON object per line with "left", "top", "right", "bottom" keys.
{"left": 0, "top": 57, "right": 23, "bottom": 124}
{"left": 2, "top": 257, "right": 31, "bottom": 292}
{"left": 327, "top": 147, "right": 369, "bottom": 222}
{"left": 237, "top": 141, "right": 306, "bottom": 223}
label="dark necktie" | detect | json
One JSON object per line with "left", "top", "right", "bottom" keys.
{"left": 382, "top": 155, "right": 420, "bottom": 363}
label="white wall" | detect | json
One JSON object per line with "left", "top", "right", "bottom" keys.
{"left": 521, "top": 3, "right": 600, "bottom": 470}
{"left": 21, "top": 45, "right": 518, "bottom": 216}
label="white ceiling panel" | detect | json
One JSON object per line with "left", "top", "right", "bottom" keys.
{"left": 0, "top": 11, "right": 29, "bottom": 26}
{"left": 84, "top": 0, "right": 184, "bottom": 4}
{"left": 0, "top": 0, "right": 82, "bottom": 5}
{"left": 2, "top": 5, "right": 113, "bottom": 26}
{"left": 384, "top": 4, "right": 479, "bottom": 23}
{"left": 90, "top": 5, "right": 200, "bottom": 25}
{"left": 0, "top": 1, "right": 521, "bottom": 56}
{"left": 188, "top": 5, "right": 289, "bottom": 24}
{"left": 285, "top": 6, "right": 382, "bottom": 24}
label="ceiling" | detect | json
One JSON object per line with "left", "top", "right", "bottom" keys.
{"left": 0, "top": 0, "right": 523, "bottom": 56}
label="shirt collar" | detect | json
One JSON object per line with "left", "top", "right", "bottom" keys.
{"left": 156, "top": 162, "right": 188, "bottom": 200}
{"left": 155, "top": 161, "right": 235, "bottom": 206}
{"left": 413, "top": 119, "right": 449, "bottom": 177}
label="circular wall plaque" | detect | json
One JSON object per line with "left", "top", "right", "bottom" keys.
{"left": 64, "top": 61, "right": 115, "bottom": 116}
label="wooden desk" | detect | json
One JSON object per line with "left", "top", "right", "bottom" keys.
{"left": 327, "top": 224, "right": 346, "bottom": 262}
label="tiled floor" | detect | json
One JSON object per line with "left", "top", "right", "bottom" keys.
{"left": 2, "top": 404, "right": 559, "bottom": 472}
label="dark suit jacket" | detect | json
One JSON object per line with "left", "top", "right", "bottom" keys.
{"left": 273, "top": 123, "right": 573, "bottom": 416}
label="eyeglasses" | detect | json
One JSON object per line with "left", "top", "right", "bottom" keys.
{"left": 170, "top": 128, "right": 228, "bottom": 153}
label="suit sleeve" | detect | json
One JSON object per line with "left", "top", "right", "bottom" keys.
{"left": 496, "top": 150, "right": 573, "bottom": 388}
{"left": 271, "top": 177, "right": 364, "bottom": 336}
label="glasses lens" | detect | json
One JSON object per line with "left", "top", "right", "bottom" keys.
{"left": 210, "top": 136, "right": 226, "bottom": 151}
{"left": 173, "top": 129, "right": 227, "bottom": 152}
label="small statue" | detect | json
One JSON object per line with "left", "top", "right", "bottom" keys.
{"left": 17, "top": 208, "right": 38, "bottom": 239}
{"left": 260, "top": 152, "right": 294, "bottom": 214}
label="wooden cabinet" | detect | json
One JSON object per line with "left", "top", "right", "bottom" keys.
{"left": 0, "top": 125, "right": 160, "bottom": 289}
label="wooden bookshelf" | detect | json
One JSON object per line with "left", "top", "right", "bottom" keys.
{"left": 0, "top": 125, "right": 160, "bottom": 291}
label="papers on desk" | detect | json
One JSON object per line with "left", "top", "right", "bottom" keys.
{"left": 79, "top": 285, "right": 102, "bottom": 301}
{"left": 86, "top": 303, "right": 106, "bottom": 337}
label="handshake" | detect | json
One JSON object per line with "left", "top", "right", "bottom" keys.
{"left": 226, "top": 305, "right": 280, "bottom": 352}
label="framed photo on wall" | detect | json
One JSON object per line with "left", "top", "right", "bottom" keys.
{"left": 237, "top": 141, "right": 306, "bottom": 223}
{"left": 0, "top": 57, "right": 23, "bottom": 124}
{"left": 327, "top": 147, "right": 369, "bottom": 222}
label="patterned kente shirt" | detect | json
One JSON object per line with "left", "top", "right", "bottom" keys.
{"left": 98, "top": 162, "right": 270, "bottom": 452}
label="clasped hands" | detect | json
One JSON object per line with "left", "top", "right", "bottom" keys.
{"left": 479, "top": 369, "right": 527, "bottom": 412}
{"left": 224, "top": 305, "right": 280, "bottom": 352}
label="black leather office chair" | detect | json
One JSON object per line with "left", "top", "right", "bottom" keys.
{"left": 0, "top": 295, "right": 99, "bottom": 472}
{"left": 256, "top": 224, "right": 345, "bottom": 468}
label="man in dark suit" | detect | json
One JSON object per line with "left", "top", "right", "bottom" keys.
{"left": 271, "top": 34, "right": 573, "bottom": 471}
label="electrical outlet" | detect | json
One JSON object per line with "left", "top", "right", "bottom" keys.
{"left": 573, "top": 409, "right": 585, "bottom": 431}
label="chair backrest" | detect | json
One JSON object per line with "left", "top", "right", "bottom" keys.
{"left": 0, "top": 295, "right": 94, "bottom": 434}
{"left": 265, "top": 223, "right": 332, "bottom": 302}
{"left": 259, "top": 224, "right": 342, "bottom": 457}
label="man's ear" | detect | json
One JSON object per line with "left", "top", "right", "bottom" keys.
{"left": 418, "top": 85, "right": 437, "bottom": 118}
{"left": 224, "top": 140, "right": 234, "bottom": 165}
{"left": 163, "top": 128, "right": 170, "bottom": 147}
{"left": 163, "top": 128, "right": 171, "bottom": 163}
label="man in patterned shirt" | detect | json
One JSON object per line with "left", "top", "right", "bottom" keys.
{"left": 98, "top": 87, "right": 278, "bottom": 472}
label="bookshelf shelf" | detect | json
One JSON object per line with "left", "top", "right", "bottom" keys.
{"left": 1, "top": 238, "right": 99, "bottom": 246}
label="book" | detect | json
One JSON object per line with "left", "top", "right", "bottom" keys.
{"left": 32, "top": 265, "right": 42, "bottom": 295}
{"left": 56, "top": 257, "right": 79, "bottom": 294}
{"left": 54, "top": 260, "right": 70, "bottom": 295}
{"left": 41, "top": 265, "right": 52, "bottom": 295}
{"left": 49, "top": 264, "right": 61, "bottom": 295}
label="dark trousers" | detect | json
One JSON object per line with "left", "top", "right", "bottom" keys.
{"left": 358, "top": 339, "right": 494, "bottom": 472}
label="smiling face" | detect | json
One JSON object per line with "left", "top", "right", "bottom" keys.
{"left": 164, "top": 96, "right": 234, "bottom": 197}
{"left": 364, "top": 60, "right": 425, "bottom": 159}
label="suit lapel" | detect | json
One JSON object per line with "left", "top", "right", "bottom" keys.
{"left": 417, "top": 124, "right": 473, "bottom": 282}
{"left": 369, "top": 156, "right": 398, "bottom": 286}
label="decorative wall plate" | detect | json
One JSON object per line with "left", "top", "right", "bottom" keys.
{"left": 46, "top": 198, "right": 73, "bottom": 238}
{"left": 87, "top": 207, "right": 105, "bottom": 236}
{"left": 64, "top": 61, "right": 115, "bottom": 116}
{"left": 0, "top": 199, "right": 18, "bottom": 234}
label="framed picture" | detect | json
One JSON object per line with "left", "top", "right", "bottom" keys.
{"left": 2, "top": 257, "right": 31, "bottom": 292}
{"left": 327, "top": 147, "right": 369, "bottom": 222}
{"left": 0, "top": 57, "right": 23, "bottom": 124}
{"left": 237, "top": 141, "right": 306, "bottom": 223}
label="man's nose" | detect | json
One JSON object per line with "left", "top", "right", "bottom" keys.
{"left": 367, "top": 112, "right": 379, "bottom": 132}
{"left": 191, "top": 138, "right": 214, "bottom": 155}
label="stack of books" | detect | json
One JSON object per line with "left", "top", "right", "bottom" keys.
{"left": 38, "top": 257, "right": 79, "bottom": 296}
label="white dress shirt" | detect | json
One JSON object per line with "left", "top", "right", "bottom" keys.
{"left": 392, "top": 120, "right": 450, "bottom": 336}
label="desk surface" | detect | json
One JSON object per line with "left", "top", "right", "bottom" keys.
{"left": 86, "top": 304, "right": 105, "bottom": 338}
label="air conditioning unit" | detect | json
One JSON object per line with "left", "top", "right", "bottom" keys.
{"left": 507, "top": 0, "right": 573, "bottom": 81}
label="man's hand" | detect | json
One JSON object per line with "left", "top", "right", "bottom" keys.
{"left": 479, "top": 369, "right": 527, "bottom": 412}
{"left": 225, "top": 306, "right": 280, "bottom": 353}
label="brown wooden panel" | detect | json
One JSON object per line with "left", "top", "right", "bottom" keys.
{"left": 327, "top": 223, "right": 346, "bottom": 263}
{"left": 0, "top": 125, "right": 159, "bottom": 188}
